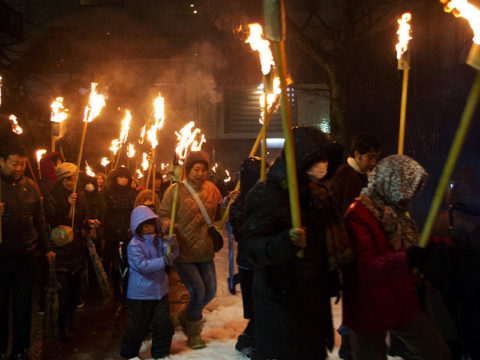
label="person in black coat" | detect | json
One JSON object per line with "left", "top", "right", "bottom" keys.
{"left": 103, "top": 167, "right": 137, "bottom": 303}
{"left": 229, "top": 156, "right": 262, "bottom": 358}
{"left": 243, "top": 126, "right": 342, "bottom": 360}
{"left": 44, "top": 162, "right": 93, "bottom": 341}
{"left": 0, "top": 142, "right": 54, "bottom": 360}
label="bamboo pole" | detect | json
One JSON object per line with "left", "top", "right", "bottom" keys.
{"left": 0, "top": 178, "right": 2, "bottom": 244}
{"left": 167, "top": 165, "right": 181, "bottom": 255}
{"left": 51, "top": 136, "right": 56, "bottom": 153}
{"left": 419, "top": 69, "right": 480, "bottom": 247}
{"left": 398, "top": 67, "right": 410, "bottom": 154}
{"left": 71, "top": 121, "right": 89, "bottom": 226}
{"left": 151, "top": 149, "right": 156, "bottom": 203}
{"left": 260, "top": 93, "right": 268, "bottom": 181}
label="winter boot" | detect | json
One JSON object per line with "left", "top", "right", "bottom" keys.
{"left": 176, "top": 309, "right": 188, "bottom": 336}
{"left": 185, "top": 318, "right": 206, "bottom": 350}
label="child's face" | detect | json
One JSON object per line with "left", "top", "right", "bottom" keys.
{"left": 142, "top": 223, "right": 155, "bottom": 235}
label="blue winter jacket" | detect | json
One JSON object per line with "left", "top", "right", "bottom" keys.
{"left": 127, "top": 206, "right": 175, "bottom": 300}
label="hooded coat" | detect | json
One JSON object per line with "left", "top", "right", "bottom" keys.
{"left": 343, "top": 155, "right": 427, "bottom": 333}
{"left": 243, "top": 126, "right": 340, "bottom": 360}
{"left": 127, "top": 206, "right": 175, "bottom": 300}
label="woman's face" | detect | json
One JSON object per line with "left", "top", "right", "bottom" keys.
{"left": 116, "top": 176, "right": 128, "bottom": 186}
{"left": 96, "top": 175, "right": 104, "bottom": 186}
{"left": 307, "top": 161, "right": 329, "bottom": 181}
{"left": 188, "top": 163, "right": 207, "bottom": 185}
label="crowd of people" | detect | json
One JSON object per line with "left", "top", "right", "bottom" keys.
{"left": 0, "top": 125, "right": 479, "bottom": 360}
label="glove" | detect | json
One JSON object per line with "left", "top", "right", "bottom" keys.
{"left": 407, "top": 245, "right": 427, "bottom": 269}
{"left": 163, "top": 253, "right": 175, "bottom": 267}
{"left": 289, "top": 227, "right": 306, "bottom": 249}
{"left": 166, "top": 234, "right": 178, "bottom": 252}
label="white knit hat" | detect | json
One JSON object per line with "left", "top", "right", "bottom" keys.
{"left": 55, "top": 162, "right": 78, "bottom": 180}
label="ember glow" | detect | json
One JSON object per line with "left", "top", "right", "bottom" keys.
{"left": 83, "top": 83, "right": 106, "bottom": 123}
{"left": 442, "top": 0, "right": 480, "bottom": 43}
{"left": 50, "top": 97, "right": 68, "bottom": 123}
{"left": 212, "top": 162, "right": 218, "bottom": 173}
{"left": 85, "top": 161, "right": 96, "bottom": 177}
{"left": 9, "top": 114, "right": 22, "bottom": 135}
{"left": 110, "top": 139, "right": 121, "bottom": 155}
{"left": 395, "top": 13, "right": 412, "bottom": 59}
{"left": 36, "top": 149, "right": 47, "bottom": 163}
{"left": 127, "top": 143, "right": 136, "bottom": 158}
{"left": 119, "top": 110, "right": 132, "bottom": 144}
{"left": 246, "top": 23, "right": 275, "bottom": 75}
{"left": 175, "top": 122, "right": 206, "bottom": 165}
{"left": 141, "top": 153, "right": 149, "bottom": 171}
{"left": 136, "top": 169, "right": 144, "bottom": 179}
{"left": 100, "top": 157, "right": 110, "bottom": 167}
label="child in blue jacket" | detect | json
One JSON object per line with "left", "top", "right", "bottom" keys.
{"left": 120, "top": 206, "right": 179, "bottom": 360}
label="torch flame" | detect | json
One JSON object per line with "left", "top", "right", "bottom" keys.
{"left": 175, "top": 121, "right": 206, "bottom": 165}
{"left": 127, "top": 143, "right": 136, "bottom": 158}
{"left": 441, "top": 0, "right": 480, "bottom": 44}
{"left": 246, "top": 23, "right": 275, "bottom": 75}
{"left": 50, "top": 97, "right": 68, "bottom": 123}
{"left": 142, "top": 153, "right": 149, "bottom": 171}
{"left": 212, "top": 162, "right": 218, "bottom": 173}
{"left": 36, "top": 149, "right": 47, "bottom": 163}
{"left": 139, "top": 125, "right": 146, "bottom": 144}
{"left": 136, "top": 169, "right": 144, "bottom": 179}
{"left": 85, "top": 161, "right": 96, "bottom": 177}
{"left": 100, "top": 157, "right": 110, "bottom": 167}
{"left": 110, "top": 139, "right": 121, "bottom": 155}
{"left": 9, "top": 114, "right": 23, "bottom": 135}
{"left": 147, "top": 125, "right": 158, "bottom": 149}
{"left": 153, "top": 93, "right": 165, "bottom": 130}
{"left": 119, "top": 110, "right": 132, "bottom": 144}
{"left": 224, "top": 169, "right": 231, "bottom": 183}
{"left": 259, "top": 77, "right": 282, "bottom": 124}
{"left": 395, "top": 13, "right": 412, "bottom": 59}
{"left": 83, "top": 83, "right": 106, "bottom": 123}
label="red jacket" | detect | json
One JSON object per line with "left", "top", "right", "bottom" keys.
{"left": 342, "top": 201, "right": 421, "bottom": 333}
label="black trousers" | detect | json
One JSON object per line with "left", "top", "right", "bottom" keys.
{"left": 121, "top": 296, "right": 174, "bottom": 359}
{"left": 0, "top": 263, "right": 33, "bottom": 355}
{"left": 56, "top": 270, "right": 82, "bottom": 332}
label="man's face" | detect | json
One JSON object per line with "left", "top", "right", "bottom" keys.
{"left": 61, "top": 175, "right": 77, "bottom": 191}
{"left": 354, "top": 149, "right": 379, "bottom": 173}
{"left": 96, "top": 175, "right": 104, "bottom": 186}
{"left": 0, "top": 154, "right": 27, "bottom": 181}
{"left": 188, "top": 163, "right": 207, "bottom": 185}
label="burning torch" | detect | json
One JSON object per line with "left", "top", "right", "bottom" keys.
{"left": 167, "top": 122, "right": 206, "bottom": 252}
{"left": 246, "top": 23, "right": 280, "bottom": 181}
{"left": 396, "top": 13, "right": 413, "bottom": 155}
{"left": 263, "top": 0, "right": 302, "bottom": 257}
{"left": 50, "top": 97, "right": 68, "bottom": 152}
{"left": 151, "top": 94, "right": 165, "bottom": 201}
{"left": 71, "top": 83, "right": 106, "bottom": 224}
{"left": 420, "top": 0, "right": 480, "bottom": 247}
{"left": 114, "top": 110, "right": 132, "bottom": 170}
{"left": 36, "top": 149, "right": 47, "bottom": 180}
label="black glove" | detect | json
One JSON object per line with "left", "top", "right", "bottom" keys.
{"left": 407, "top": 245, "right": 427, "bottom": 269}
{"left": 163, "top": 253, "right": 175, "bottom": 267}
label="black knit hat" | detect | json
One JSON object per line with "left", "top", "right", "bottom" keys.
{"left": 240, "top": 156, "right": 262, "bottom": 197}
{"left": 185, "top": 151, "right": 209, "bottom": 175}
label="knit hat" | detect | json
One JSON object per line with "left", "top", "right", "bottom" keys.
{"left": 55, "top": 162, "right": 78, "bottom": 180}
{"left": 185, "top": 151, "right": 209, "bottom": 175}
